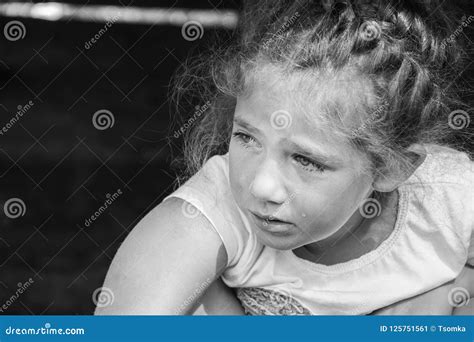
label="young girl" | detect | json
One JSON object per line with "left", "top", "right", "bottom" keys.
{"left": 96, "top": 0, "right": 474, "bottom": 315}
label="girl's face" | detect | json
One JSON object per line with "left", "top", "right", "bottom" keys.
{"left": 228, "top": 73, "right": 376, "bottom": 250}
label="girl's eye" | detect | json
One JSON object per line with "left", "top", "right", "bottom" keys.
{"left": 293, "top": 155, "right": 326, "bottom": 172}
{"left": 232, "top": 132, "right": 257, "bottom": 147}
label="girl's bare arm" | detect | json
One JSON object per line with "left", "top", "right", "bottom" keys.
{"left": 191, "top": 277, "right": 245, "bottom": 315}
{"left": 95, "top": 197, "right": 230, "bottom": 315}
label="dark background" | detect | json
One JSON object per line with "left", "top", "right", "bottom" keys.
{"left": 0, "top": 0, "right": 472, "bottom": 315}
{"left": 0, "top": 0, "right": 240, "bottom": 314}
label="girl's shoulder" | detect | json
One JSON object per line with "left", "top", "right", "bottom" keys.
{"left": 401, "top": 144, "right": 474, "bottom": 265}
{"left": 405, "top": 144, "right": 474, "bottom": 187}
{"left": 162, "top": 153, "right": 254, "bottom": 269}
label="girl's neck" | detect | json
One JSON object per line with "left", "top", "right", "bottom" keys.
{"left": 294, "top": 190, "right": 398, "bottom": 265}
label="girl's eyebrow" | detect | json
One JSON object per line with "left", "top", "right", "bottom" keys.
{"left": 233, "top": 117, "right": 261, "bottom": 134}
{"left": 234, "top": 117, "right": 343, "bottom": 166}
{"left": 282, "top": 137, "right": 343, "bottom": 166}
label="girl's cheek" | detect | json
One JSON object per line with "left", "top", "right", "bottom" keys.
{"left": 293, "top": 199, "right": 316, "bottom": 227}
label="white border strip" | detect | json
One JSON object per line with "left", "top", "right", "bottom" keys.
{"left": 0, "top": 2, "right": 238, "bottom": 28}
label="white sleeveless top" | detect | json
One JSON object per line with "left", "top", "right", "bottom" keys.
{"left": 162, "top": 144, "right": 474, "bottom": 315}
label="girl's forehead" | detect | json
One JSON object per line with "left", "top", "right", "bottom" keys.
{"left": 241, "top": 65, "right": 376, "bottom": 135}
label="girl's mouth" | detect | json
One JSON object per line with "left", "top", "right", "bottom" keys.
{"left": 249, "top": 211, "right": 294, "bottom": 234}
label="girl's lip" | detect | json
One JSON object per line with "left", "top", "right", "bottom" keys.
{"left": 250, "top": 211, "right": 291, "bottom": 224}
{"left": 249, "top": 211, "right": 293, "bottom": 234}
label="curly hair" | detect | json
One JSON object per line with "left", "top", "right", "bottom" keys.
{"left": 169, "top": 0, "right": 473, "bottom": 187}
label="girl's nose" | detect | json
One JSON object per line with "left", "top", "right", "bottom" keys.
{"left": 249, "top": 159, "right": 287, "bottom": 205}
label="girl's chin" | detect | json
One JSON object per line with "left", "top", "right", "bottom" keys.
{"left": 253, "top": 229, "right": 301, "bottom": 251}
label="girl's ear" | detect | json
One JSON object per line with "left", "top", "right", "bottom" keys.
{"left": 372, "top": 145, "right": 427, "bottom": 192}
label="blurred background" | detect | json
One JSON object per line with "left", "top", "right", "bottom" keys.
{"left": 0, "top": 0, "right": 240, "bottom": 314}
{"left": 0, "top": 0, "right": 472, "bottom": 315}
